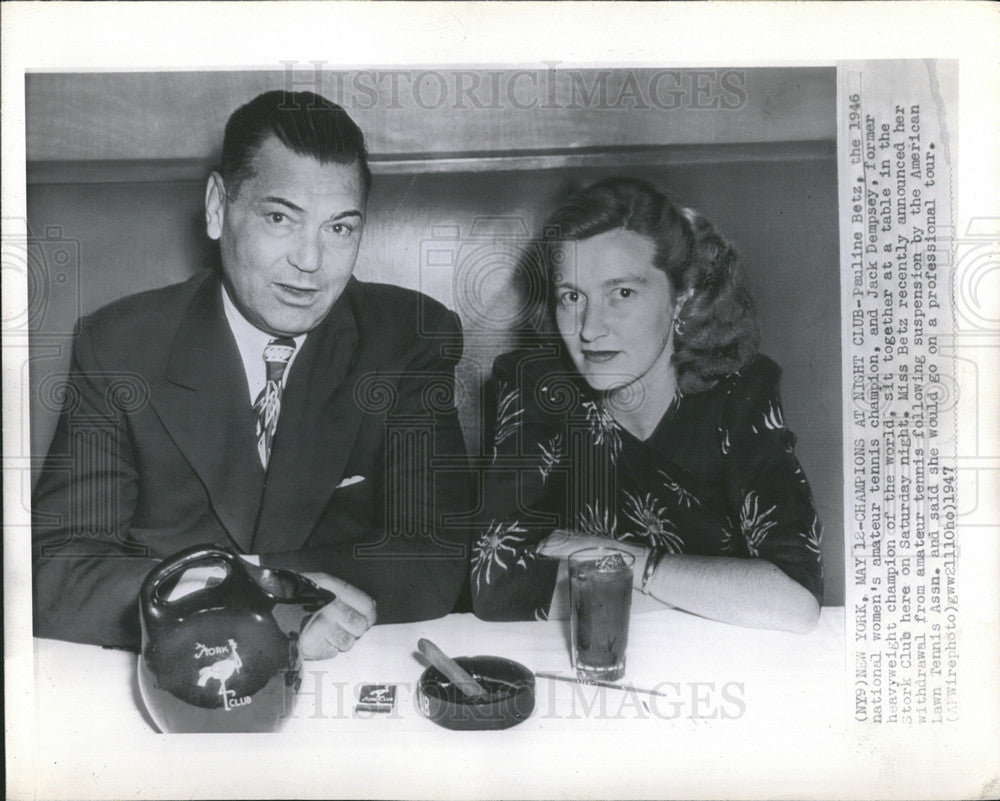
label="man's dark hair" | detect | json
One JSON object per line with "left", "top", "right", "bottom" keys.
{"left": 220, "top": 90, "right": 372, "bottom": 198}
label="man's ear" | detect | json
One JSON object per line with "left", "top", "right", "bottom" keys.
{"left": 205, "top": 172, "right": 226, "bottom": 241}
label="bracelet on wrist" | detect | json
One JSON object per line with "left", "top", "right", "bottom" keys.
{"left": 640, "top": 549, "right": 665, "bottom": 594}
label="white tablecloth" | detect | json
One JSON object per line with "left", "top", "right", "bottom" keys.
{"left": 35, "top": 607, "right": 845, "bottom": 732}
{"left": 28, "top": 608, "right": 847, "bottom": 798}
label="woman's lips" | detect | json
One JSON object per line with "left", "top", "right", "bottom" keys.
{"left": 581, "top": 350, "right": 620, "bottom": 364}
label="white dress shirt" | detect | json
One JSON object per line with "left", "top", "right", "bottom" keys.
{"left": 221, "top": 285, "right": 307, "bottom": 403}
{"left": 202, "top": 284, "right": 307, "bottom": 567}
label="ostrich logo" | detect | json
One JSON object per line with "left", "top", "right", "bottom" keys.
{"left": 195, "top": 638, "right": 252, "bottom": 710}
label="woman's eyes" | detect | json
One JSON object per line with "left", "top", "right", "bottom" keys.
{"left": 557, "top": 288, "right": 636, "bottom": 307}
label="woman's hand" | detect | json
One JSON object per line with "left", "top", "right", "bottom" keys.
{"left": 537, "top": 529, "right": 649, "bottom": 568}
{"left": 536, "top": 529, "right": 619, "bottom": 558}
{"left": 539, "top": 530, "right": 662, "bottom": 618}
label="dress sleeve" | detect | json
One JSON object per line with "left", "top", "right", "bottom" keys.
{"left": 721, "top": 359, "right": 823, "bottom": 603}
{"left": 470, "top": 354, "right": 563, "bottom": 621}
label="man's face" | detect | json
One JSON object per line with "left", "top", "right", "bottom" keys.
{"left": 205, "top": 136, "right": 366, "bottom": 336}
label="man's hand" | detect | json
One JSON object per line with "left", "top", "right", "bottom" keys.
{"left": 298, "top": 573, "right": 377, "bottom": 660}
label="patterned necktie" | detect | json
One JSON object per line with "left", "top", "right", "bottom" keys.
{"left": 252, "top": 337, "right": 296, "bottom": 468}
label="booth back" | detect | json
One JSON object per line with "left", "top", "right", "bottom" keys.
{"left": 24, "top": 67, "right": 842, "bottom": 601}
{"left": 26, "top": 151, "right": 844, "bottom": 603}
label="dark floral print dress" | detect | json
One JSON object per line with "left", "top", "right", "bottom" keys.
{"left": 471, "top": 346, "right": 823, "bottom": 621}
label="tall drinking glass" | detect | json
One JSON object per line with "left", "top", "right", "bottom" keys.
{"left": 568, "top": 546, "right": 635, "bottom": 681}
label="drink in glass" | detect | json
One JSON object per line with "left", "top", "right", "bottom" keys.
{"left": 568, "top": 547, "right": 635, "bottom": 681}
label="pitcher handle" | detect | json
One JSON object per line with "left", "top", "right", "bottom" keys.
{"left": 140, "top": 544, "right": 247, "bottom": 625}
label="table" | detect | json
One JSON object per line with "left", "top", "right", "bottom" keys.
{"left": 28, "top": 608, "right": 848, "bottom": 798}
{"left": 35, "top": 607, "right": 845, "bottom": 734}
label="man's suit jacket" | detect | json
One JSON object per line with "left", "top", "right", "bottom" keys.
{"left": 32, "top": 271, "right": 472, "bottom": 650}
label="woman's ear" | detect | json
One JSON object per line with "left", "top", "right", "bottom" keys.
{"left": 674, "top": 289, "right": 695, "bottom": 317}
{"left": 672, "top": 289, "right": 694, "bottom": 338}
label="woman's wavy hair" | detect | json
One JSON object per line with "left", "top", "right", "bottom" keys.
{"left": 532, "top": 177, "right": 760, "bottom": 394}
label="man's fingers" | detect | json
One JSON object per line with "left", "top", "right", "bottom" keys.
{"left": 332, "top": 600, "right": 371, "bottom": 638}
{"left": 331, "top": 583, "right": 377, "bottom": 626}
{"left": 300, "top": 614, "right": 355, "bottom": 659}
{"left": 299, "top": 625, "right": 356, "bottom": 660}
{"left": 301, "top": 572, "right": 377, "bottom": 627}
{"left": 298, "top": 597, "right": 373, "bottom": 660}
{"left": 321, "top": 624, "right": 357, "bottom": 654}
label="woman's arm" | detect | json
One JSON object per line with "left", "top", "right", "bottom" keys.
{"left": 641, "top": 551, "right": 820, "bottom": 633}
{"left": 538, "top": 531, "right": 819, "bottom": 631}
{"left": 713, "top": 357, "right": 824, "bottom": 629}
{"left": 526, "top": 357, "right": 825, "bottom": 632}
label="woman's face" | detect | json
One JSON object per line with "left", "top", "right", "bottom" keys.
{"left": 552, "top": 228, "right": 676, "bottom": 394}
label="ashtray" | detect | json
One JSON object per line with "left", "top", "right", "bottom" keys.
{"left": 416, "top": 655, "right": 535, "bottom": 731}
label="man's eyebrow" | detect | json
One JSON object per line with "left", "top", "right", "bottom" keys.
{"left": 258, "top": 197, "right": 364, "bottom": 222}
{"left": 260, "top": 196, "right": 305, "bottom": 213}
{"left": 603, "top": 276, "right": 648, "bottom": 287}
{"left": 329, "top": 209, "right": 365, "bottom": 222}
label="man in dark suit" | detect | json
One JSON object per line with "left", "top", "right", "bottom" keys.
{"left": 32, "top": 90, "right": 471, "bottom": 657}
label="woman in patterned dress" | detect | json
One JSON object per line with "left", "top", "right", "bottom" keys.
{"left": 471, "top": 177, "right": 822, "bottom": 632}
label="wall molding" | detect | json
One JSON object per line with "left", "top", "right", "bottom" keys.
{"left": 27, "top": 139, "right": 835, "bottom": 184}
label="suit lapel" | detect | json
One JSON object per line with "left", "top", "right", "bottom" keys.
{"left": 251, "top": 283, "right": 366, "bottom": 554}
{"left": 150, "top": 274, "right": 264, "bottom": 552}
